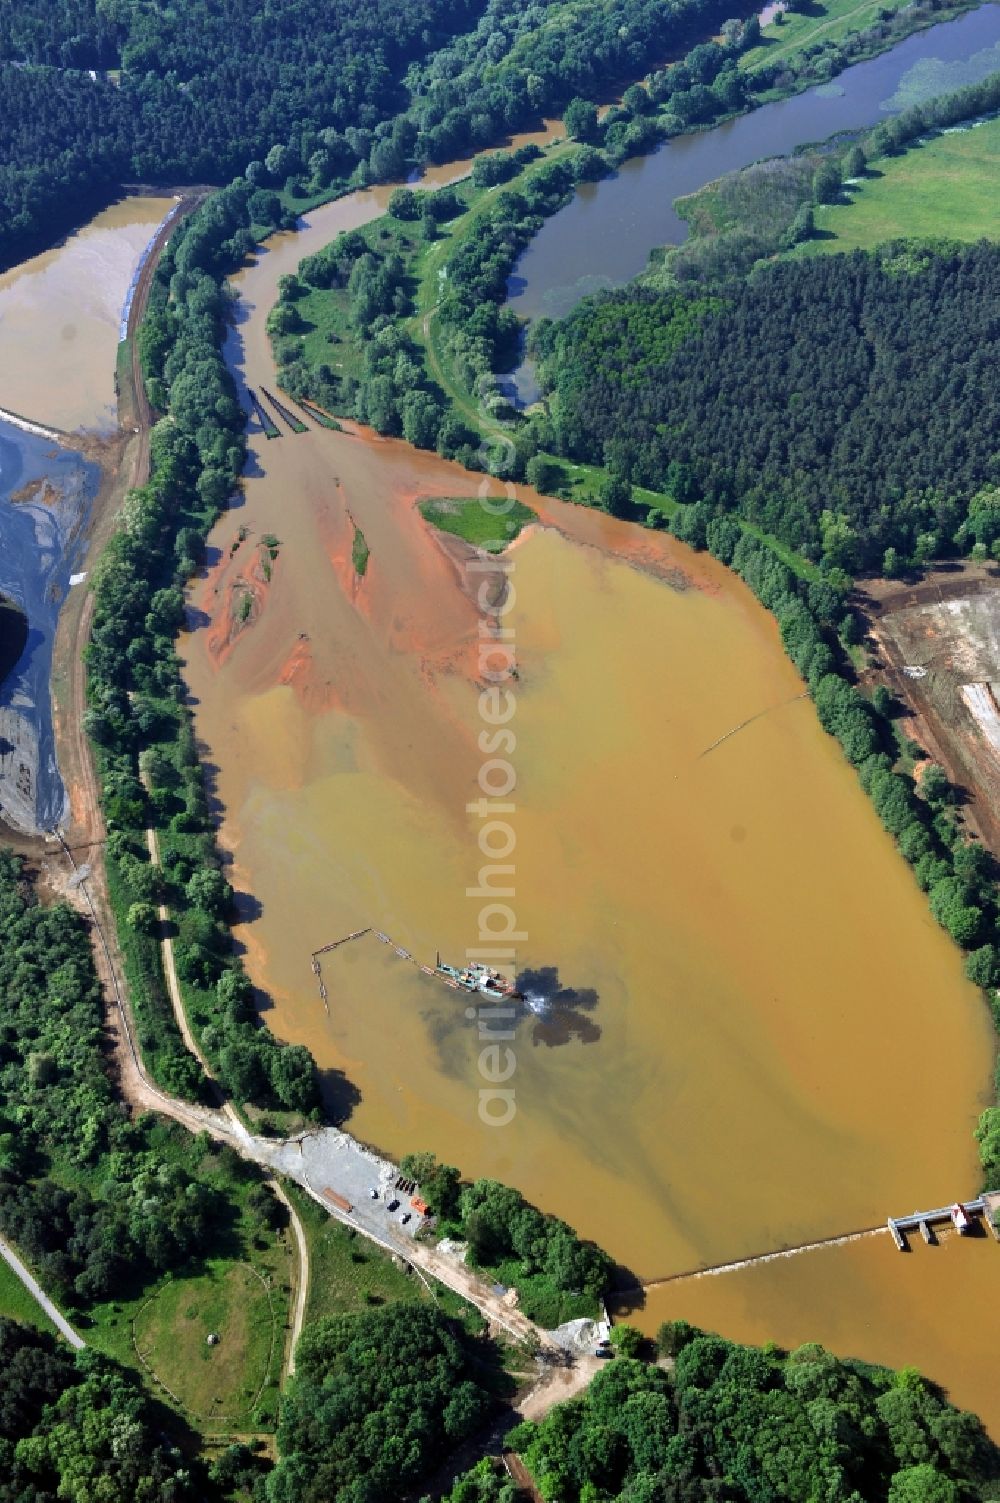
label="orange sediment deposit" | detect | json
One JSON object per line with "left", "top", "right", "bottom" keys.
{"left": 315, "top": 489, "right": 371, "bottom": 612}
{"left": 277, "top": 635, "right": 342, "bottom": 716}
{"left": 527, "top": 488, "right": 718, "bottom": 592}
{"left": 205, "top": 548, "right": 273, "bottom": 668}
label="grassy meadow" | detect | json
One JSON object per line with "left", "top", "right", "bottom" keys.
{"left": 290, "top": 1189, "right": 422, "bottom": 1325}
{"left": 76, "top": 1126, "right": 294, "bottom": 1436}
{"left": 801, "top": 117, "right": 1000, "bottom": 252}
{"left": 132, "top": 1260, "right": 279, "bottom": 1428}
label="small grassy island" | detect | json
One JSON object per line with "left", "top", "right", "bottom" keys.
{"left": 419, "top": 495, "right": 536, "bottom": 553}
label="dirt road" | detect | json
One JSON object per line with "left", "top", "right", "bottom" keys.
{"left": 269, "top": 1178, "right": 309, "bottom": 1377}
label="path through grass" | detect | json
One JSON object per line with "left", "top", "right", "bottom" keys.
{"left": 0, "top": 1255, "right": 58, "bottom": 1336}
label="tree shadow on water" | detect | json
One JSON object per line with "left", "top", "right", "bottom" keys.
{"left": 231, "top": 889, "right": 263, "bottom": 924}
{"left": 319, "top": 1066, "right": 363, "bottom": 1125}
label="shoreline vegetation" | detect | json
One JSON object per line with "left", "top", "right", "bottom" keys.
{"left": 0, "top": 0, "right": 773, "bottom": 275}
{"left": 663, "top": 68, "right": 1000, "bottom": 279}
{"left": 268, "top": 5, "right": 993, "bottom": 489}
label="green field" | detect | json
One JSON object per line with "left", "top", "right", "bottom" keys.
{"left": 133, "top": 1261, "right": 279, "bottom": 1428}
{"left": 741, "top": 0, "right": 907, "bottom": 72}
{"left": 71, "top": 1126, "right": 294, "bottom": 1436}
{"left": 292, "top": 1193, "right": 423, "bottom": 1325}
{"left": 419, "top": 495, "right": 537, "bottom": 551}
{"left": 289, "top": 197, "right": 444, "bottom": 384}
{"left": 802, "top": 118, "right": 1000, "bottom": 252}
{"left": 289, "top": 1194, "right": 532, "bottom": 1398}
{"left": 0, "top": 1256, "right": 58, "bottom": 1336}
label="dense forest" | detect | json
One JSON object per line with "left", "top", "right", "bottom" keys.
{"left": 0, "top": 0, "right": 755, "bottom": 270}
{"left": 532, "top": 242, "right": 1000, "bottom": 571}
{"left": 504, "top": 1325, "right": 1000, "bottom": 1502}
{"left": 0, "top": 847, "right": 289, "bottom": 1314}
{"left": 0, "top": 0, "right": 486, "bottom": 265}
{"left": 401, "top": 0, "right": 754, "bottom": 163}
{"left": 268, "top": 1304, "right": 496, "bottom": 1503}
{"left": 0, "top": 1320, "right": 199, "bottom": 1502}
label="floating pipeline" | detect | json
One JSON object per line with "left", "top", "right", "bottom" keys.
{"left": 294, "top": 397, "right": 342, "bottom": 431}
{"left": 307, "top": 932, "right": 600, "bottom": 1047}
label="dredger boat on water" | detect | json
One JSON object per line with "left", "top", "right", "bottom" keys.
{"left": 435, "top": 954, "right": 521, "bottom": 999}
{"left": 311, "top": 927, "right": 522, "bottom": 1002}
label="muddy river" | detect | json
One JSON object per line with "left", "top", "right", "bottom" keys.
{"left": 179, "top": 60, "right": 1000, "bottom": 1422}
{"left": 0, "top": 194, "right": 176, "bottom": 434}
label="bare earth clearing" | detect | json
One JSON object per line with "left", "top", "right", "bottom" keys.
{"left": 860, "top": 566, "right": 1000, "bottom": 853}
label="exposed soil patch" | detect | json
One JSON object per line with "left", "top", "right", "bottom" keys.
{"left": 9, "top": 478, "right": 61, "bottom": 507}
{"left": 857, "top": 564, "right": 1000, "bottom": 854}
{"left": 425, "top": 525, "right": 513, "bottom": 616}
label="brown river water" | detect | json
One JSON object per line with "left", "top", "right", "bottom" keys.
{"left": 0, "top": 195, "right": 176, "bottom": 433}
{"left": 174, "top": 151, "right": 1000, "bottom": 1426}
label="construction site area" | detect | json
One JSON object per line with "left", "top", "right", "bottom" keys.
{"left": 860, "top": 565, "right": 1000, "bottom": 852}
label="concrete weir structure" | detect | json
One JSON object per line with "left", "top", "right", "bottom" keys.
{"left": 888, "top": 1191, "right": 1000, "bottom": 1250}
